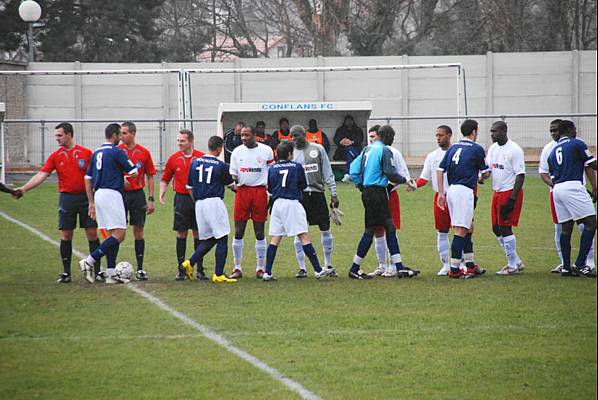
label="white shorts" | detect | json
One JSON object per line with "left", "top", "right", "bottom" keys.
{"left": 447, "top": 184, "right": 474, "bottom": 229}
{"left": 552, "top": 181, "right": 596, "bottom": 223}
{"left": 195, "top": 197, "right": 230, "bottom": 240}
{"left": 269, "top": 198, "right": 309, "bottom": 237}
{"left": 94, "top": 188, "right": 127, "bottom": 230}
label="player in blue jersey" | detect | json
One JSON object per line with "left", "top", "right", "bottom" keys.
{"left": 180, "top": 136, "right": 238, "bottom": 283}
{"left": 79, "top": 123, "right": 138, "bottom": 284}
{"left": 348, "top": 125, "right": 416, "bottom": 280}
{"left": 547, "top": 120, "right": 597, "bottom": 277}
{"left": 262, "top": 141, "right": 336, "bottom": 281}
{"left": 437, "top": 119, "right": 490, "bottom": 279}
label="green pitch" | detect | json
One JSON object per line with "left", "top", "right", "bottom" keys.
{"left": 1, "top": 179, "right": 596, "bottom": 399}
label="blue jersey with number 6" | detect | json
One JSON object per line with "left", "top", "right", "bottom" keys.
{"left": 268, "top": 161, "right": 307, "bottom": 201}
{"left": 86, "top": 144, "right": 137, "bottom": 191}
{"left": 548, "top": 136, "right": 595, "bottom": 184}
{"left": 438, "top": 139, "right": 489, "bottom": 190}
{"left": 187, "top": 155, "right": 233, "bottom": 200}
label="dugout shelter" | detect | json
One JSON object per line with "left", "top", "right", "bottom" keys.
{"left": 217, "top": 101, "right": 373, "bottom": 157}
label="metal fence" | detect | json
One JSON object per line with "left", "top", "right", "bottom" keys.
{"left": 1, "top": 113, "right": 596, "bottom": 175}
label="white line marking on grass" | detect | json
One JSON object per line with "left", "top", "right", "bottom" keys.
{"left": 0, "top": 211, "right": 322, "bottom": 400}
{"left": 0, "top": 334, "right": 205, "bottom": 342}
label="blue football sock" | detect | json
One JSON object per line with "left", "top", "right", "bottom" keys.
{"left": 302, "top": 243, "right": 322, "bottom": 273}
{"left": 559, "top": 232, "right": 572, "bottom": 270}
{"left": 575, "top": 228, "right": 596, "bottom": 268}
{"left": 91, "top": 236, "right": 118, "bottom": 262}
{"left": 214, "top": 236, "right": 228, "bottom": 276}
{"left": 356, "top": 232, "right": 374, "bottom": 259}
{"left": 88, "top": 239, "right": 101, "bottom": 274}
{"left": 265, "top": 244, "right": 278, "bottom": 275}
{"left": 194, "top": 238, "right": 204, "bottom": 268}
{"left": 189, "top": 238, "right": 216, "bottom": 266}
{"left": 451, "top": 235, "right": 466, "bottom": 273}
{"left": 463, "top": 233, "right": 475, "bottom": 267}
{"left": 385, "top": 233, "right": 405, "bottom": 270}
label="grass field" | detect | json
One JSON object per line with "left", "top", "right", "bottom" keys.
{"left": 0, "top": 177, "right": 596, "bottom": 400}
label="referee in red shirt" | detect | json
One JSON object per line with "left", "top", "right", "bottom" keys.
{"left": 17, "top": 123, "right": 102, "bottom": 283}
{"left": 118, "top": 122, "right": 156, "bottom": 281}
{"left": 159, "top": 129, "right": 206, "bottom": 280}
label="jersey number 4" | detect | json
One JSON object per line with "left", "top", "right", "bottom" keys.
{"left": 451, "top": 148, "right": 463, "bottom": 165}
{"left": 196, "top": 164, "right": 214, "bottom": 183}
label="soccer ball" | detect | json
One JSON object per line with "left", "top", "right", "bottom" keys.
{"left": 115, "top": 261, "right": 134, "bottom": 280}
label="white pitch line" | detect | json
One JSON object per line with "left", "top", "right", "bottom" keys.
{"left": 0, "top": 210, "right": 322, "bottom": 400}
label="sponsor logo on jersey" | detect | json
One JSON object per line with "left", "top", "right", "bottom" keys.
{"left": 491, "top": 163, "right": 505, "bottom": 170}
{"left": 309, "top": 150, "right": 318, "bottom": 158}
{"left": 304, "top": 163, "right": 319, "bottom": 173}
{"left": 239, "top": 167, "right": 263, "bottom": 173}
{"left": 78, "top": 159, "right": 86, "bottom": 169}
{"left": 136, "top": 161, "right": 143, "bottom": 169}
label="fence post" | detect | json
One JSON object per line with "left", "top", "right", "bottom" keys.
{"left": 158, "top": 119, "right": 165, "bottom": 169}
{"left": 40, "top": 121, "right": 46, "bottom": 164}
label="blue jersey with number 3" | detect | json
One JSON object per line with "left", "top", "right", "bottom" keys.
{"left": 548, "top": 136, "right": 595, "bottom": 184}
{"left": 187, "top": 155, "right": 233, "bottom": 200}
{"left": 438, "top": 139, "right": 489, "bottom": 190}
{"left": 86, "top": 144, "right": 137, "bottom": 191}
{"left": 267, "top": 161, "right": 307, "bottom": 201}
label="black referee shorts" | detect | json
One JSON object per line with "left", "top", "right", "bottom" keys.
{"left": 123, "top": 189, "right": 147, "bottom": 227}
{"left": 361, "top": 186, "right": 391, "bottom": 229}
{"left": 58, "top": 193, "right": 97, "bottom": 230}
{"left": 300, "top": 191, "right": 329, "bottom": 226}
{"left": 173, "top": 193, "right": 198, "bottom": 232}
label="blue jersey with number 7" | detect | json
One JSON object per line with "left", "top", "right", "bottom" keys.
{"left": 186, "top": 155, "right": 233, "bottom": 200}
{"left": 438, "top": 139, "right": 489, "bottom": 190}
{"left": 267, "top": 161, "right": 307, "bottom": 201}
{"left": 548, "top": 136, "right": 595, "bottom": 184}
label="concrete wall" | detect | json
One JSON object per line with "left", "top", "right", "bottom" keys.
{"left": 1, "top": 51, "right": 596, "bottom": 166}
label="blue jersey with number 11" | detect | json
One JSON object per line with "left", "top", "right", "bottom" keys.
{"left": 438, "top": 139, "right": 489, "bottom": 190}
{"left": 548, "top": 136, "right": 595, "bottom": 184}
{"left": 268, "top": 161, "right": 307, "bottom": 201}
{"left": 187, "top": 155, "right": 233, "bottom": 200}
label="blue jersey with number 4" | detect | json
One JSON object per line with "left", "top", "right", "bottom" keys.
{"left": 438, "top": 139, "right": 489, "bottom": 190}
{"left": 268, "top": 161, "right": 307, "bottom": 201}
{"left": 548, "top": 136, "right": 595, "bottom": 184}
{"left": 86, "top": 144, "right": 137, "bottom": 191}
{"left": 187, "top": 155, "right": 233, "bottom": 200}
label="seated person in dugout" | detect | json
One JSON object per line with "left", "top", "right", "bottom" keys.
{"left": 333, "top": 114, "right": 364, "bottom": 182}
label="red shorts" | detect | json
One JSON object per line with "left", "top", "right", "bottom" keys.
{"left": 433, "top": 192, "right": 451, "bottom": 231}
{"left": 491, "top": 189, "right": 524, "bottom": 226}
{"left": 549, "top": 191, "right": 558, "bottom": 224}
{"left": 388, "top": 190, "right": 400, "bottom": 230}
{"left": 234, "top": 186, "right": 268, "bottom": 223}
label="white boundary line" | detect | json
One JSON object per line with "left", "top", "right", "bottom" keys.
{"left": 0, "top": 210, "right": 322, "bottom": 400}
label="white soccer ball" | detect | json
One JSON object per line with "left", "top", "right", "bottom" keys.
{"left": 115, "top": 261, "right": 134, "bottom": 280}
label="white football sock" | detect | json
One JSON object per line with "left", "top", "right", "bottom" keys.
{"left": 85, "top": 255, "right": 96, "bottom": 265}
{"left": 374, "top": 235, "right": 388, "bottom": 269}
{"left": 352, "top": 255, "right": 363, "bottom": 266}
{"left": 495, "top": 235, "right": 505, "bottom": 249}
{"left": 437, "top": 232, "right": 450, "bottom": 267}
{"left": 579, "top": 224, "right": 595, "bottom": 268}
{"left": 232, "top": 238, "right": 243, "bottom": 270}
{"left": 554, "top": 224, "right": 563, "bottom": 264}
{"left": 255, "top": 239, "right": 267, "bottom": 271}
{"left": 502, "top": 235, "right": 520, "bottom": 268}
{"left": 320, "top": 229, "right": 334, "bottom": 268}
{"left": 294, "top": 236, "right": 306, "bottom": 271}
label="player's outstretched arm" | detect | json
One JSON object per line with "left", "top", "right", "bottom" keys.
{"left": 17, "top": 172, "right": 50, "bottom": 196}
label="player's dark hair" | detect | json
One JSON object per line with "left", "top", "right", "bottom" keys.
{"left": 379, "top": 125, "right": 395, "bottom": 146}
{"left": 558, "top": 120, "right": 576, "bottom": 135}
{"left": 290, "top": 125, "right": 305, "bottom": 136}
{"left": 276, "top": 141, "right": 294, "bottom": 161}
{"left": 179, "top": 129, "right": 194, "bottom": 141}
{"left": 256, "top": 120, "right": 266, "bottom": 128}
{"left": 55, "top": 122, "right": 74, "bottom": 137}
{"left": 279, "top": 117, "right": 289, "bottom": 125}
{"left": 493, "top": 121, "right": 508, "bottom": 132}
{"left": 460, "top": 119, "right": 478, "bottom": 136}
{"left": 235, "top": 121, "right": 246, "bottom": 128}
{"left": 437, "top": 125, "right": 452, "bottom": 135}
{"left": 208, "top": 136, "right": 224, "bottom": 151}
{"left": 105, "top": 123, "right": 121, "bottom": 139}
{"left": 243, "top": 125, "right": 256, "bottom": 135}
{"left": 368, "top": 125, "right": 380, "bottom": 133}
{"left": 550, "top": 119, "right": 562, "bottom": 125}
{"left": 121, "top": 121, "right": 137, "bottom": 133}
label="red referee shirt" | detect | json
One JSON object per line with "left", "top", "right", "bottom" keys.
{"left": 118, "top": 143, "right": 156, "bottom": 191}
{"left": 161, "top": 149, "right": 205, "bottom": 194}
{"left": 40, "top": 145, "right": 92, "bottom": 193}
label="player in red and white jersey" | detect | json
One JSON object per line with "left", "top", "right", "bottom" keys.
{"left": 16, "top": 122, "right": 101, "bottom": 283}
{"left": 539, "top": 119, "right": 595, "bottom": 273}
{"left": 229, "top": 125, "right": 274, "bottom": 279}
{"left": 118, "top": 122, "right": 156, "bottom": 281}
{"left": 486, "top": 121, "right": 526, "bottom": 275}
{"left": 407, "top": 125, "right": 453, "bottom": 275}
{"left": 159, "top": 129, "right": 206, "bottom": 280}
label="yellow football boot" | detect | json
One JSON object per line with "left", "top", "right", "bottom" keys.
{"left": 212, "top": 274, "right": 238, "bottom": 283}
